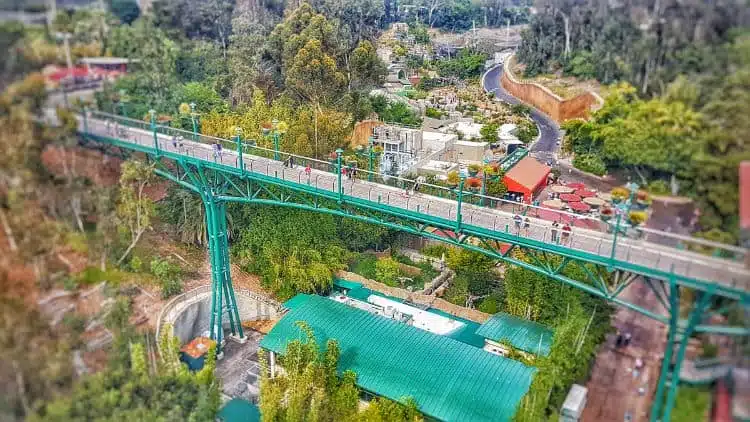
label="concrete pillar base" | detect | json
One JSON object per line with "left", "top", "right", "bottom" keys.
{"left": 217, "top": 351, "right": 225, "bottom": 360}
{"left": 228, "top": 334, "right": 248, "bottom": 344}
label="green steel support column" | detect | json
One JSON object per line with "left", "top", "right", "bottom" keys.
{"left": 456, "top": 175, "right": 466, "bottom": 232}
{"left": 235, "top": 127, "right": 244, "bottom": 174}
{"left": 204, "top": 193, "right": 224, "bottom": 350}
{"left": 149, "top": 109, "right": 160, "bottom": 154}
{"left": 651, "top": 277, "right": 679, "bottom": 422}
{"left": 368, "top": 136, "right": 375, "bottom": 182}
{"left": 610, "top": 212, "right": 622, "bottom": 263}
{"left": 215, "top": 200, "right": 243, "bottom": 340}
{"left": 660, "top": 285, "right": 716, "bottom": 422}
{"left": 336, "top": 148, "right": 344, "bottom": 203}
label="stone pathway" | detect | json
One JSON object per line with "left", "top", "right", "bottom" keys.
{"left": 582, "top": 281, "right": 667, "bottom": 422}
{"left": 215, "top": 331, "right": 264, "bottom": 403}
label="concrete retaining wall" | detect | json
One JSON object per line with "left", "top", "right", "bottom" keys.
{"left": 500, "top": 56, "right": 602, "bottom": 123}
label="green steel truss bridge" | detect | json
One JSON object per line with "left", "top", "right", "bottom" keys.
{"left": 76, "top": 109, "right": 749, "bottom": 422}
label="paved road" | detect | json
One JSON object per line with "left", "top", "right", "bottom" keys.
{"left": 482, "top": 64, "right": 561, "bottom": 154}
{"left": 79, "top": 112, "right": 750, "bottom": 296}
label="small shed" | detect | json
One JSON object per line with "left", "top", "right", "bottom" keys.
{"left": 476, "top": 312, "right": 554, "bottom": 357}
{"left": 179, "top": 337, "right": 215, "bottom": 371}
{"left": 560, "top": 384, "right": 588, "bottom": 422}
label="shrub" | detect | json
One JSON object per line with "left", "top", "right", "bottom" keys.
{"left": 129, "top": 256, "right": 143, "bottom": 273}
{"left": 647, "top": 179, "right": 670, "bottom": 195}
{"left": 611, "top": 186, "right": 630, "bottom": 201}
{"left": 350, "top": 253, "right": 378, "bottom": 280}
{"left": 375, "top": 257, "right": 400, "bottom": 287}
{"left": 150, "top": 258, "right": 183, "bottom": 299}
{"left": 628, "top": 211, "right": 648, "bottom": 226}
{"left": 468, "top": 163, "right": 482, "bottom": 174}
{"left": 421, "top": 244, "right": 450, "bottom": 258}
{"left": 446, "top": 171, "right": 460, "bottom": 186}
{"left": 466, "top": 177, "right": 482, "bottom": 189}
{"left": 572, "top": 154, "right": 607, "bottom": 176}
{"left": 425, "top": 107, "right": 444, "bottom": 119}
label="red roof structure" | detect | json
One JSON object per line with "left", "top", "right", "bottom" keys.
{"left": 559, "top": 193, "right": 582, "bottom": 202}
{"left": 503, "top": 157, "right": 551, "bottom": 204}
{"left": 568, "top": 202, "right": 591, "bottom": 213}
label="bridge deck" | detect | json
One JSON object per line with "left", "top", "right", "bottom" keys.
{"left": 80, "top": 113, "right": 750, "bottom": 297}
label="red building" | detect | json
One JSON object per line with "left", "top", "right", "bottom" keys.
{"left": 503, "top": 157, "right": 551, "bottom": 204}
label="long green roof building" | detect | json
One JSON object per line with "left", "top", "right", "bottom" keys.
{"left": 260, "top": 294, "right": 536, "bottom": 422}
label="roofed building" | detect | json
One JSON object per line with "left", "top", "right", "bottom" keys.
{"left": 476, "top": 312, "right": 554, "bottom": 357}
{"left": 260, "top": 294, "right": 535, "bottom": 422}
{"left": 503, "top": 156, "right": 551, "bottom": 204}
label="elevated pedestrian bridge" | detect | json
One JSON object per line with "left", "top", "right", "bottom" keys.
{"left": 78, "top": 110, "right": 749, "bottom": 302}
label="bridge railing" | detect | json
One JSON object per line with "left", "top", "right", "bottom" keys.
{"left": 84, "top": 110, "right": 748, "bottom": 266}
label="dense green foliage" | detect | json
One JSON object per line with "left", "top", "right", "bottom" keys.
{"left": 259, "top": 322, "right": 422, "bottom": 421}
{"left": 564, "top": 31, "right": 750, "bottom": 240}
{"left": 436, "top": 50, "right": 488, "bottom": 79}
{"left": 671, "top": 386, "right": 711, "bottom": 422}
{"left": 371, "top": 95, "right": 423, "bottom": 126}
{"left": 30, "top": 328, "right": 220, "bottom": 421}
{"left": 229, "top": 204, "right": 391, "bottom": 300}
{"left": 517, "top": 0, "right": 749, "bottom": 95}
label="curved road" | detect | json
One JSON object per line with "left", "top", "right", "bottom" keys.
{"left": 482, "top": 64, "right": 560, "bottom": 156}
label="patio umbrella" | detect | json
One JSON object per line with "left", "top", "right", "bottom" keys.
{"left": 559, "top": 193, "right": 582, "bottom": 202}
{"left": 569, "top": 201, "right": 591, "bottom": 212}
{"left": 551, "top": 185, "right": 575, "bottom": 194}
{"left": 583, "top": 197, "right": 606, "bottom": 207}
{"left": 566, "top": 182, "right": 585, "bottom": 190}
{"left": 597, "top": 192, "right": 612, "bottom": 202}
{"left": 575, "top": 189, "right": 596, "bottom": 198}
{"left": 542, "top": 199, "right": 564, "bottom": 209}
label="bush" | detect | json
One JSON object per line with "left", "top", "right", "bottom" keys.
{"left": 572, "top": 154, "right": 607, "bottom": 176}
{"left": 421, "top": 244, "right": 450, "bottom": 258}
{"left": 425, "top": 107, "right": 444, "bottom": 119}
{"left": 350, "top": 253, "right": 378, "bottom": 280}
{"left": 150, "top": 258, "right": 183, "bottom": 299}
{"left": 129, "top": 256, "right": 143, "bottom": 273}
{"left": 77, "top": 267, "right": 125, "bottom": 286}
{"left": 375, "top": 257, "right": 400, "bottom": 287}
{"left": 648, "top": 179, "right": 670, "bottom": 195}
{"left": 516, "top": 119, "right": 539, "bottom": 143}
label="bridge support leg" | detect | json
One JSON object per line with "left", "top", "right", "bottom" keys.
{"left": 650, "top": 279, "right": 715, "bottom": 421}
{"left": 204, "top": 192, "right": 244, "bottom": 357}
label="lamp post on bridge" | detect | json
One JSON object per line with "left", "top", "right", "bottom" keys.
{"left": 189, "top": 102, "right": 199, "bottom": 141}
{"left": 601, "top": 182, "right": 650, "bottom": 264}
{"left": 456, "top": 175, "right": 466, "bottom": 232}
{"left": 235, "top": 127, "right": 244, "bottom": 174}
{"left": 118, "top": 89, "right": 128, "bottom": 118}
{"left": 354, "top": 137, "right": 380, "bottom": 182}
{"left": 336, "top": 148, "right": 344, "bottom": 203}
{"left": 262, "top": 119, "right": 284, "bottom": 161}
{"left": 149, "top": 109, "right": 159, "bottom": 154}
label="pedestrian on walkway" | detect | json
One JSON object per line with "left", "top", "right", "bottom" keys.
{"left": 524, "top": 217, "right": 530, "bottom": 235}
{"left": 414, "top": 175, "right": 426, "bottom": 193}
{"left": 623, "top": 332, "right": 632, "bottom": 347}
{"left": 212, "top": 143, "right": 219, "bottom": 161}
{"left": 289, "top": 155, "right": 295, "bottom": 168}
{"left": 616, "top": 330, "right": 623, "bottom": 347}
{"left": 562, "top": 223, "right": 572, "bottom": 244}
{"left": 551, "top": 221, "right": 560, "bottom": 243}
{"left": 513, "top": 214, "right": 522, "bottom": 232}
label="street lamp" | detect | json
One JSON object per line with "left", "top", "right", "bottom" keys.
{"left": 118, "top": 89, "right": 128, "bottom": 117}
{"left": 601, "top": 181, "right": 649, "bottom": 262}
{"left": 353, "top": 137, "right": 381, "bottom": 181}
{"left": 189, "top": 102, "right": 199, "bottom": 141}
{"left": 262, "top": 118, "right": 283, "bottom": 161}
{"left": 235, "top": 127, "right": 244, "bottom": 173}
{"left": 149, "top": 109, "right": 159, "bottom": 153}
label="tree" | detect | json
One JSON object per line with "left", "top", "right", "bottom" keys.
{"left": 259, "top": 322, "right": 422, "bottom": 421}
{"left": 30, "top": 329, "right": 221, "bottom": 421}
{"left": 115, "top": 161, "right": 155, "bottom": 265}
{"left": 375, "top": 257, "right": 400, "bottom": 286}
{"left": 109, "top": 0, "right": 140, "bottom": 24}
{"left": 349, "top": 40, "right": 386, "bottom": 91}
{"left": 286, "top": 38, "right": 346, "bottom": 156}
{"left": 480, "top": 122, "right": 499, "bottom": 143}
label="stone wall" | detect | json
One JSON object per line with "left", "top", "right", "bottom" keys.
{"left": 170, "top": 291, "right": 280, "bottom": 344}
{"left": 500, "top": 56, "right": 602, "bottom": 123}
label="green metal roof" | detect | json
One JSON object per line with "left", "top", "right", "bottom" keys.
{"left": 282, "top": 294, "right": 310, "bottom": 310}
{"left": 428, "top": 308, "right": 486, "bottom": 348}
{"left": 475, "top": 312, "right": 554, "bottom": 356}
{"left": 333, "top": 278, "right": 363, "bottom": 291}
{"left": 217, "top": 398, "right": 260, "bottom": 422}
{"left": 260, "top": 294, "right": 535, "bottom": 422}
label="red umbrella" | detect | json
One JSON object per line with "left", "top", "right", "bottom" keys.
{"left": 567, "top": 182, "right": 585, "bottom": 190}
{"left": 559, "top": 193, "right": 582, "bottom": 202}
{"left": 569, "top": 201, "right": 591, "bottom": 212}
{"left": 575, "top": 189, "right": 596, "bottom": 198}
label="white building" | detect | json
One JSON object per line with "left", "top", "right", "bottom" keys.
{"left": 372, "top": 124, "right": 423, "bottom": 174}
